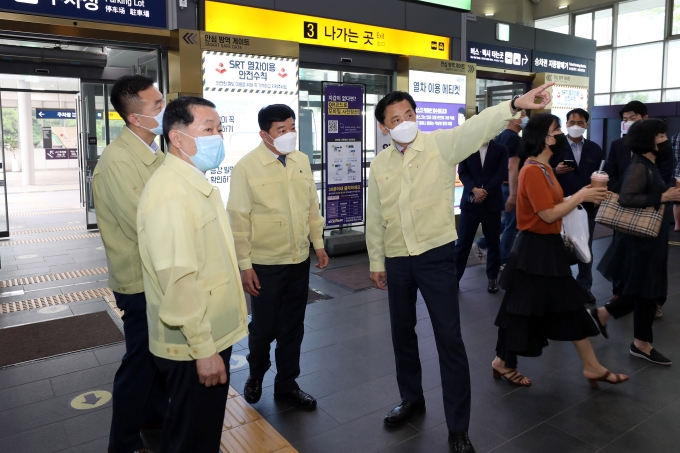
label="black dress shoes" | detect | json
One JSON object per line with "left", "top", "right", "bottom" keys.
{"left": 243, "top": 375, "right": 263, "bottom": 404}
{"left": 274, "top": 389, "right": 317, "bottom": 410}
{"left": 383, "top": 399, "right": 426, "bottom": 426}
{"left": 449, "top": 431, "right": 476, "bottom": 452}
{"left": 487, "top": 279, "right": 499, "bottom": 294}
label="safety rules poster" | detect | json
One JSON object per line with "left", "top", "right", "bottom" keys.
{"left": 323, "top": 84, "right": 365, "bottom": 227}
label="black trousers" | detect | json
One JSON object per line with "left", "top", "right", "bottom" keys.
{"left": 455, "top": 205, "right": 502, "bottom": 280}
{"left": 154, "top": 347, "right": 232, "bottom": 453}
{"left": 109, "top": 292, "right": 168, "bottom": 453}
{"left": 605, "top": 296, "right": 657, "bottom": 342}
{"left": 385, "top": 241, "right": 471, "bottom": 433}
{"left": 248, "top": 258, "right": 310, "bottom": 393}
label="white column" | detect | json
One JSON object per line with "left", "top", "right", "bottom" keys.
{"left": 17, "top": 80, "right": 35, "bottom": 186}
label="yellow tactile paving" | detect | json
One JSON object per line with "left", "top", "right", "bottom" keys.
{"left": 11, "top": 225, "right": 87, "bottom": 235}
{"left": 0, "top": 266, "right": 108, "bottom": 288}
{"left": 221, "top": 420, "right": 293, "bottom": 453}
{"left": 223, "top": 395, "right": 262, "bottom": 429}
{"left": 0, "top": 233, "right": 100, "bottom": 246}
{"left": 1, "top": 208, "right": 85, "bottom": 217}
{"left": 0, "top": 287, "right": 113, "bottom": 314}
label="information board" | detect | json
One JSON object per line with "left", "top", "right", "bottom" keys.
{"left": 205, "top": 2, "right": 449, "bottom": 59}
{"left": 202, "top": 51, "right": 299, "bottom": 205}
{"left": 2, "top": 0, "right": 167, "bottom": 28}
{"left": 45, "top": 148, "right": 78, "bottom": 160}
{"left": 551, "top": 85, "right": 589, "bottom": 138}
{"left": 408, "top": 70, "right": 466, "bottom": 208}
{"left": 533, "top": 51, "right": 588, "bottom": 77}
{"left": 324, "top": 84, "right": 364, "bottom": 227}
{"left": 408, "top": 70, "right": 466, "bottom": 132}
{"left": 467, "top": 41, "right": 531, "bottom": 72}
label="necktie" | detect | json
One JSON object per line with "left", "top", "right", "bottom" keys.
{"left": 277, "top": 155, "right": 286, "bottom": 167}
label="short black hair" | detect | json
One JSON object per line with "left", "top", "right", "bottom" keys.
{"left": 458, "top": 107, "right": 466, "bottom": 115}
{"left": 162, "top": 96, "right": 216, "bottom": 145}
{"left": 521, "top": 113, "right": 561, "bottom": 159}
{"left": 619, "top": 100, "right": 648, "bottom": 119}
{"left": 258, "top": 104, "right": 296, "bottom": 133}
{"left": 625, "top": 118, "right": 667, "bottom": 155}
{"left": 110, "top": 75, "right": 155, "bottom": 125}
{"left": 375, "top": 91, "right": 417, "bottom": 125}
{"left": 566, "top": 108, "right": 589, "bottom": 123}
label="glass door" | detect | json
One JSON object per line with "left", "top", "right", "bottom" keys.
{"left": 0, "top": 92, "right": 10, "bottom": 238}
{"left": 78, "top": 83, "right": 107, "bottom": 230}
{"left": 486, "top": 83, "right": 527, "bottom": 108}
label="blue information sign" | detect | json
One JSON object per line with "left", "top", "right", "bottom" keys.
{"left": 467, "top": 41, "right": 531, "bottom": 72}
{"left": 532, "top": 51, "right": 589, "bottom": 77}
{"left": 36, "top": 109, "right": 103, "bottom": 119}
{"left": 2, "top": 0, "right": 166, "bottom": 29}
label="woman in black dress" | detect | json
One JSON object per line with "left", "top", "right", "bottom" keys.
{"left": 492, "top": 113, "right": 629, "bottom": 388}
{"left": 593, "top": 119, "right": 680, "bottom": 365}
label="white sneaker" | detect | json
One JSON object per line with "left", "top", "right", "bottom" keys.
{"left": 471, "top": 243, "right": 487, "bottom": 264}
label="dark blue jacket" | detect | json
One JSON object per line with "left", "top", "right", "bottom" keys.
{"left": 458, "top": 140, "right": 508, "bottom": 212}
{"left": 550, "top": 138, "right": 605, "bottom": 197}
{"left": 606, "top": 137, "right": 674, "bottom": 191}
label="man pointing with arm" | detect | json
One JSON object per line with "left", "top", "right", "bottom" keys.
{"left": 367, "top": 83, "right": 553, "bottom": 453}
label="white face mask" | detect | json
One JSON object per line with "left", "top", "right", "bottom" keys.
{"left": 623, "top": 120, "right": 636, "bottom": 129}
{"left": 388, "top": 120, "right": 419, "bottom": 144}
{"left": 567, "top": 125, "right": 586, "bottom": 138}
{"left": 268, "top": 131, "right": 297, "bottom": 155}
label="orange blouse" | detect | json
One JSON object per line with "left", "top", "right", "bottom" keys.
{"left": 516, "top": 161, "right": 563, "bottom": 235}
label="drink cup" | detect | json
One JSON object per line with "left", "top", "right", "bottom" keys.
{"left": 675, "top": 177, "right": 680, "bottom": 189}
{"left": 591, "top": 171, "right": 609, "bottom": 188}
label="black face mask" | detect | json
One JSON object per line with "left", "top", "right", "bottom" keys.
{"left": 548, "top": 133, "right": 569, "bottom": 154}
{"left": 653, "top": 140, "right": 671, "bottom": 157}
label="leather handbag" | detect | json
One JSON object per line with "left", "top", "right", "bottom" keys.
{"left": 595, "top": 192, "right": 664, "bottom": 239}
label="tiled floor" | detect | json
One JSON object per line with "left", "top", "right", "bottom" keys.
{"left": 1, "top": 187, "right": 680, "bottom": 452}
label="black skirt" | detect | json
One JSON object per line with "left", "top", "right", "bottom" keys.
{"left": 495, "top": 231, "right": 599, "bottom": 358}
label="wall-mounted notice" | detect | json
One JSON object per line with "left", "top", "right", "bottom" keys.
{"left": 324, "top": 84, "right": 364, "bottom": 227}
{"left": 202, "top": 51, "right": 299, "bottom": 204}
{"left": 551, "top": 85, "right": 589, "bottom": 139}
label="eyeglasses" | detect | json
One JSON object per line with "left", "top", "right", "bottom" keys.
{"left": 567, "top": 121, "right": 587, "bottom": 127}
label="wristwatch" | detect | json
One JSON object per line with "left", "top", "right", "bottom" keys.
{"left": 510, "top": 94, "right": 521, "bottom": 113}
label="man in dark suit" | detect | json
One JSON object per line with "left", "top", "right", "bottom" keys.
{"left": 455, "top": 140, "right": 508, "bottom": 293}
{"left": 551, "top": 108, "right": 605, "bottom": 303}
{"left": 607, "top": 101, "right": 673, "bottom": 189}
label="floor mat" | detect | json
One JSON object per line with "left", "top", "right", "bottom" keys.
{"left": 0, "top": 312, "right": 124, "bottom": 367}
{"left": 316, "top": 262, "right": 373, "bottom": 291}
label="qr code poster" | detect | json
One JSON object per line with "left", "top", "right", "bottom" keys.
{"left": 328, "top": 120, "right": 339, "bottom": 134}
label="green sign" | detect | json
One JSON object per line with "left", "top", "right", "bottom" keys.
{"left": 414, "top": 0, "right": 471, "bottom": 11}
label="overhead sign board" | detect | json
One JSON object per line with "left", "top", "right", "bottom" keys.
{"left": 532, "top": 51, "right": 588, "bottom": 77}
{"left": 467, "top": 41, "right": 531, "bottom": 72}
{"left": 205, "top": 2, "right": 450, "bottom": 59}
{"left": 413, "top": 0, "right": 471, "bottom": 10}
{"left": 2, "top": 0, "right": 167, "bottom": 28}
{"left": 36, "top": 109, "right": 107, "bottom": 120}
{"left": 202, "top": 51, "right": 299, "bottom": 205}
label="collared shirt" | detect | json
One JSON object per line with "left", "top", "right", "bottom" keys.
{"left": 479, "top": 142, "right": 489, "bottom": 166}
{"left": 93, "top": 127, "right": 165, "bottom": 294}
{"left": 125, "top": 126, "right": 159, "bottom": 155}
{"left": 367, "top": 100, "right": 519, "bottom": 272}
{"left": 227, "top": 143, "right": 324, "bottom": 270}
{"left": 567, "top": 135, "right": 584, "bottom": 164}
{"left": 137, "top": 153, "right": 248, "bottom": 361}
{"left": 672, "top": 132, "right": 680, "bottom": 178}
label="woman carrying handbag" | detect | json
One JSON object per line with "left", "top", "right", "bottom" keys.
{"left": 593, "top": 119, "right": 680, "bottom": 365}
{"left": 491, "top": 113, "right": 628, "bottom": 388}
